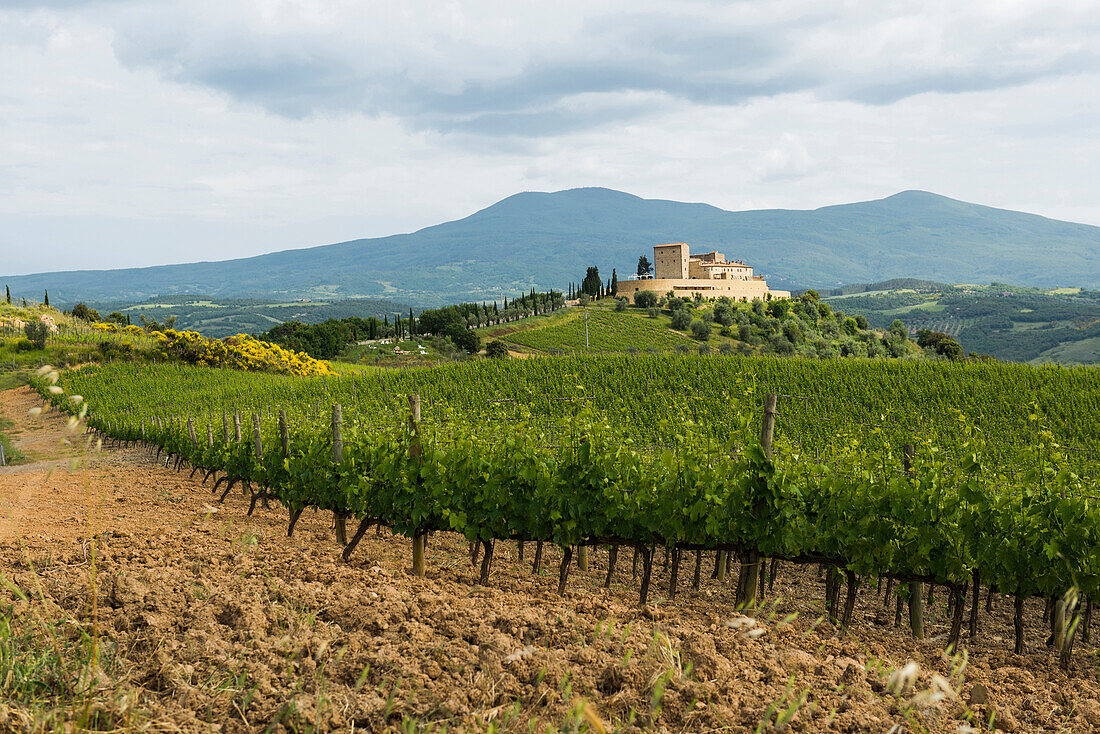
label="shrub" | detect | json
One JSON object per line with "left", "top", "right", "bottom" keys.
{"left": 690, "top": 319, "right": 711, "bottom": 341}
{"left": 577, "top": 294, "right": 591, "bottom": 306}
{"left": 99, "top": 340, "right": 135, "bottom": 360}
{"left": 717, "top": 342, "right": 736, "bottom": 355}
{"left": 646, "top": 307, "right": 659, "bottom": 318}
{"left": 485, "top": 340, "right": 509, "bottom": 359}
{"left": 713, "top": 303, "right": 734, "bottom": 326}
{"left": 24, "top": 321, "right": 48, "bottom": 349}
{"left": 670, "top": 309, "right": 693, "bottom": 330}
{"left": 666, "top": 297, "right": 687, "bottom": 312}
{"left": 633, "top": 290, "right": 659, "bottom": 308}
{"left": 71, "top": 303, "right": 99, "bottom": 322}
{"left": 449, "top": 326, "right": 481, "bottom": 353}
{"left": 13, "top": 338, "right": 35, "bottom": 352}
{"left": 614, "top": 298, "right": 628, "bottom": 312}
{"left": 855, "top": 314, "right": 870, "bottom": 330}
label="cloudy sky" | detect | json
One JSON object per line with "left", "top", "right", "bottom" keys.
{"left": 2, "top": 0, "right": 1099, "bottom": 275}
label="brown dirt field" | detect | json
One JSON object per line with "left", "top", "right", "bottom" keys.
{"left": 2, "top": 384, "right": 1100, "bottom": 733}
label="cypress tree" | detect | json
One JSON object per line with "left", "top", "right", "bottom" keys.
{"left": 611, "top": 269, "right": 618, "bottom": 297}
{"left": 409, "top": 308, "right": 415, "bottom": 335}
{"left": 4, "top": 285, "right": 9, "bottom": 304}
{"left": 43, "top": 290, "right": 49, "bottom": 307}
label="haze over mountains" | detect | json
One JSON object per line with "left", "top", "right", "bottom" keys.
{"left": 5, "top": 188, "right": 1100, "bottom": 306}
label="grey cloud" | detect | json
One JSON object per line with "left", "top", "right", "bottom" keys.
{"left": 73, "top": 4, "right": 1100, "bottom": 136}
{"left": 842, "top": 51, "right": 1100, "bottom": 106}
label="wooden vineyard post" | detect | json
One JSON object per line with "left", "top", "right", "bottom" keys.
{"left": 278, "top": 409, "right": 289, "bottom": 457}
{"left": 948, "top": 584, "right": 965, "bottom": 653}
{"left": 903, "top": 444, "right": 925, "bottom": 639}
{"left": 251, "top": 413, "right": 262, "bottom": 460}
{"left": 332, "top": 404, "right": 347, "bottom": 545}
{"left": 1053, "top": 596, "right": 1067, "bottom": 650}
{"left": 739, "top": 392, "right": 776, "bottom": 609}
{"left": 969, "top": 569, "right": 981, "bottom": 640}
{"left": 234, "top": 412, "right": 242, "bottom": 443}
{"left": 578, "top": 544, "right": 589, "bottom": 572}
{"left": 638, "top": 546, "right": 654, "bottom": 605}
{"left": 207, "top": 423, "right": 214, "bottom": 448}
{"left": 187, "top": 418, "right": 196, "bottom": 446}
{"left": 668, "top": 547, "right": 681, "bottom": 598}
{"left": 1014, "top": 594, "right": 1026, "bottom": 653}
{"left": 222, "top": 411, "right": 230, "bottom": 445}
{"left": 716, "top": 551, "right": 727, "bottom": 582}
{"left": 409, "top": 394, "right": 426, "bottom": 577}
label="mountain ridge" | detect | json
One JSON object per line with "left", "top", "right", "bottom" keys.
{"left": 4, "top": 188, "right": 1099, "bottom": 306}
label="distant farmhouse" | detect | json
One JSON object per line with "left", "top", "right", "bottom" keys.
{"left": 617, "top": 243, "right": 790, "bottom": 302}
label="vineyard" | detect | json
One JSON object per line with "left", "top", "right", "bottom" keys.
{"left": 485, "top": 309, "right": 695, "bottom": 353}
{"left": 43, "top": 352, "right": 1100, "bottom": 670}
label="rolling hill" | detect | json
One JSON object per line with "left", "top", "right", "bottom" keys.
{"left": 4, "top": 188, "right": 1100, "bottom": 305}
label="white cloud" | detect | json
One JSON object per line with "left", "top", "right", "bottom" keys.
{"left": 0, "top": 1, "right": 1099, "bottom": 275}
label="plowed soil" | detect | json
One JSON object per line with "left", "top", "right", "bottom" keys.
{"left": 2, "top": 384, "right": 1100, "bottom": 733}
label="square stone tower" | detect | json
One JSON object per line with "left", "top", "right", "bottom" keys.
{"left": 653, "top": 242, "right": 690, "bottom": 279}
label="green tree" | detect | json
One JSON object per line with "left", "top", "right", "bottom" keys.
{"left": 636, "top": 255, "right": 652, "bottom": 277}
{"left": 24, "top": 321, "right": 48, "bottom": 349}
{"left": 72, "top": 303, "right": 99, "bottom": 322}
{"left": 581, "top": 266, "right": 602, "bottom": 297}
{"left": 671, "top": 310, "right": 693, "bottom": 330}
{"left": 690, "top": 319, "right": 711, "bottom": 340}
{"left": 4, "top": 285, "right": 9, "bottom": 304}
{"left": 43, "top": 290, "right": 49, "bottom": 307}
{"left": 448, "top": 324, "right": 481, "bottom": 353}
{"left": 611, "top": 269, "right": 618, "bottom": 297}
{"left": 485, "top": 340, "right": 509, "bottom": 359}
{"left": 633, "top": 290, "right": 658, "bottom": 308}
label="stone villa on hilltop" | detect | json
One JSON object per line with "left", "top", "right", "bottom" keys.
{"left": 617, "top": 243, "right": 790, "bottom": 302}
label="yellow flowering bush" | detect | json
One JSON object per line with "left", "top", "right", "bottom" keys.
{"left": 91, "top": 322, "right": 118, "bottom": 333}
{"left": 153, "top": 329, "right": 333, "bottom": 376}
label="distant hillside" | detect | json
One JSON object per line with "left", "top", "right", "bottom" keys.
{"left": 5, "top": 188, "right": 1100, "bottom": 305}
{"left": 81, "top": 296, "right": 415, "bottom": 340}
{"left": 824, "top": 282, "right": 1100, "bottom": 364}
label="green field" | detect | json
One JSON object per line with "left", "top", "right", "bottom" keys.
{"left": 824, "top": 280, "right": 1100, "bottom": 362}
{"left": 485, "top": 307, "right": 696, "bottom": 353}
{"left": 46, "top": 350, "right": 1100, "bottom": 630}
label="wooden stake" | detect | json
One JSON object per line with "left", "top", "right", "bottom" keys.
{"left": 251, "top": 413, "right": 262, "bottom": 459}
{"left": 969, "top": 569, "right": 981, "bottom": 640}
{"left": 638, "top": 547, "right": 653, "bottom": 606}
{"left": 332, "top": 404, "right": 346, "bottom": 545}
{"left": 407, "top": 395, "right": 425, "bottom": 576}
{"left": 668, "top": 547, "right": 680, "bottom": 598}
{"left": 1014, "top": 593, "right": 1025, "bottom": 654}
